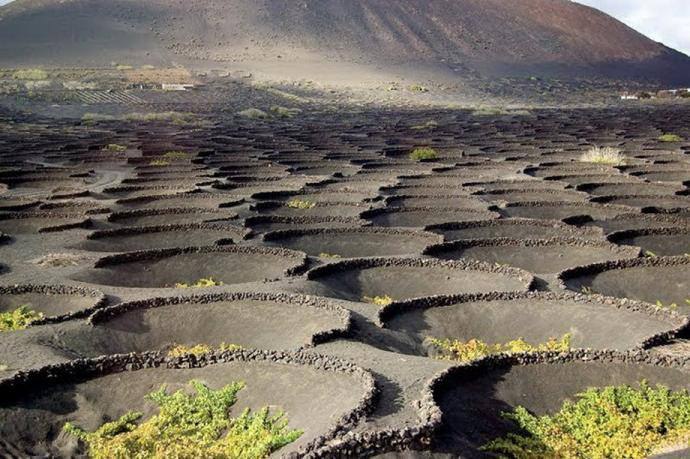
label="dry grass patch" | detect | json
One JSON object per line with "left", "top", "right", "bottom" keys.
{"left": 31, "top": 252, "right": 89, "bottom": 268}
{"left": 580, "top": 146, "right": 626, "bottom": 166}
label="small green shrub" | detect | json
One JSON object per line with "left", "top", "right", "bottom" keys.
{"left": 123, "top": 112, "right": 197, "bottom": 125}
{"left": 362, "top": 295, "right": 394, "bottom": 306}
{"left": 13, "top": 68, "right": 48, "bottom": 80}
{"left": 175, "top": 277, "right": 223, "bottom": 289}
{"left": 286, "top": 199, "right": 316, "bottom": 209}
{"left": 102, "top": 144, "right": 127, "bottom": 153}
{"left": 238, "top": 108, "right": 269, "bottom": 119}
{"left": 82, "top": 113, "right": 115, "bottom": 123}
{"left": 63, "top": 380, "right": 302, "bottom": 459}
{"left": 655, "top": 299, "right": 690, "bottom": 311}
{"left": 319, "top": 252, "right": 341, "bottom": 259}
{"left": 580, "top": 146, "right": 626, "bottom": 166}
{"left": 149, "top": 159, "right": 170, "bottom": 167}
{"left": 167, "top": 343, "right": 243, "bottom": 358}
{"left": 0, "top": 306, "right": 44, "bottom": 332}
{"left": 483, "top": 381, "right": 690, "bottom": 459}
{"left": 426, "top": 334, "right": 571, "bottom": 363}
{"left": 115, "top": 64, "right": 134, "bottom": 70}
{"left": 163, "top": 151, "right": 188, "bottom": 160}
{"left": 409, "top": 147, "right": 438, "bottom": 161}
{"left": 264, "top": 88, "right": 307, "bottom": 103}
{"left": 408, "top": 84, "right": 429, "bottom": 93}
{"left": 659, "top": 134, "right": 683, "bottom": 142}
{"left": 270, "top": 106, "right": 301, "bottom": 118}
{"left": 471, "top": 107, "right": 509, "bottom": 116}
{"left": 411, "top": 120, "right": 438, "bottom": 130}
{"left": 0, "top": 363, "right": 8, "bottom": 371}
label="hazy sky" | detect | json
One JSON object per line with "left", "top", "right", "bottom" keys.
{"left": 0, "top": 0, "right": 688, "bottom": 55}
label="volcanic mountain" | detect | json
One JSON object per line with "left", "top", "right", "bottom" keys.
{"left": 1, "top": 0, "right": 689, "bottom": 85}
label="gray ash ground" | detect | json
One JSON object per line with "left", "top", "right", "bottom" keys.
{"left": 0, "top": 102, "right": 690, "bottom": 457}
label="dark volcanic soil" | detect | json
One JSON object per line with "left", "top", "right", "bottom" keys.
{"left": 0, "top": 103, "right": 689, "bottom": 457}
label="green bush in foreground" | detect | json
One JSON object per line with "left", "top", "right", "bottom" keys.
{"left": 0, "top": 305, "right": 44, "bottom": 332}
{"left": 426, "top": 334, "right": 571, "bottom": 363}
{"left": 483, "top": 381, "right": 690, "bottom": 459}
{"left": 409, "top": 147, "right": 438, "bottom": 161}
{"left": 64, "top": 380, "right": 302, "bottom": 459}
{"left": 658, "top": 133, "right": 684, "bottom": 143}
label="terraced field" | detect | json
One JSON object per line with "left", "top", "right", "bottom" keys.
{"left": 0, "top": 105, "right": 689, "bottom": 457}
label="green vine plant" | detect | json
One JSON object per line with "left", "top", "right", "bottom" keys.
{"left": 426, "top": 334, "right": 572, "bottom": 363}
{"left": 175, "top": 277, "right": 224, "bottom": 289}
{"left": 362, "top": 295, "right": 394, "bottom": 306}
{"left": 0, "top": 305, "right": 44, "bottom": 332}
{"left": 167, "top": 343, "right": 243, "bottom": 358}
{"left": 102, "top": 144, "right": 127, "bottom": 153}
{"left": 162, "top": 150, "right": 189, "bottom": 160}
{"left": 63, "top": 380, "right": 303, "bottom": 459}
{"left": 285, "top": 199, "right": 316, "bottom": 209}
{"left": 409, "top": 147, "right": 438, "bottom": 161}
{"left": 655, "top": 299, "right": 690, "bottom": 311}
{"left": 483, "top": 381, "right": 690, "bottom": 459}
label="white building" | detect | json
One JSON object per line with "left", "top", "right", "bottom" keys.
{"left": 161, "top": 83, "right": 195, "bottom": 91}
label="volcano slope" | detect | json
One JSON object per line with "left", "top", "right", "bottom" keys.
{"left": 1, "top": 0, "right": 690, "bottom": 87}
{"left": 0, "top": 100, "right": 689, "bottom": 457}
